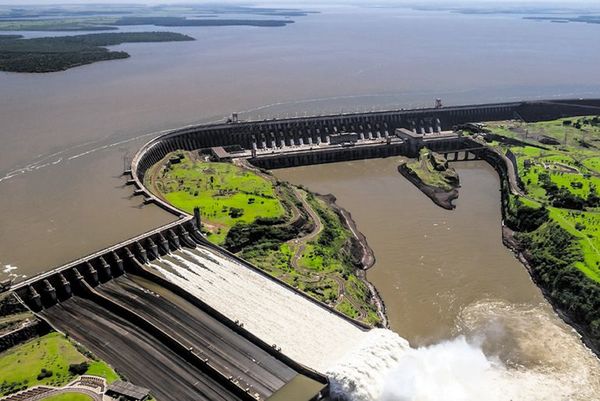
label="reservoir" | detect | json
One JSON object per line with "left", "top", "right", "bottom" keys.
{"left": 276, "top": 159, "right": 600, "bottom": 397}
{"left": 2, "top": 6, "right": 600, "bottom": 280}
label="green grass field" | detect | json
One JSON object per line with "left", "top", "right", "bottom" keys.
{"left": 149, "top": 152, "right": 380, "bottom": 325}
{"left": 0, "top": 332, "right": 118, "bottom": 396}
{"left": 149, "top": 153, "right": 285, "bottom": 244}
{"left": 488, "top": 116, "right": 600, "bottom": 282}
{"left": 41, "top": 394, "right": 93, "bottom": 401}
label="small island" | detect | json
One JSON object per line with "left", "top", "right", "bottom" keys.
{"left": 398, "top": 148, "right": 460, "bottom": 210}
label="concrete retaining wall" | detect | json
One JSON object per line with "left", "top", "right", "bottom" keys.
{"left": 0, "top": 319, "right": 51, "bottom": 353}
{"left": 131, "top": 99, "right": 600, "bottom": 189}
{"left": 12, "top": 218, "right": 197, "bottom": 311}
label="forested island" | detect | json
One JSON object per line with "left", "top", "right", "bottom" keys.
{"left": 0, "top": 32, "right": 194, "bottom": 73}
{"left": 112, "top": 16, "right": 293, "bottom": 28}
{"left": 0, "top": 4, "right": 311, "bottom": 32}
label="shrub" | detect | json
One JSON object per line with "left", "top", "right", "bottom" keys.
{"left": 68, "top": 362, "right": 89, "bottom": 375}
{"left": 228, "top": 207, "right": 244, "bottom": 218}
{"left": 37, "top": 369, "right": 53, "bottom": 380}
{"left": 505, "top": 199, "right": 549, "bottom": 232}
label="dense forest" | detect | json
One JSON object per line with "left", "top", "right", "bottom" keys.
{"left": 0, "top": 32, "right": 194, "bottom": 73}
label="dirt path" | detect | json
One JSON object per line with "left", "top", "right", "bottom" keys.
{"left": 331, "top": 276, "right": 367, "bottom": 320}
{"left": 286, "top": 189, "right": 367, "bottom": 320}
{"left": 288, "top": 188, "right": 323, "bottom": 269}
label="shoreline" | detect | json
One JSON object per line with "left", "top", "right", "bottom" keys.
{"left": 502, "top": 225, "right": 600, "bottom": 359}
{"left": 397, "top": 163, "right": 459, "bottom": 210}
{"left": 319, "top": 193, "right": 389, "bottom": 328}
{"left": 481, "top": 147, "right": 600, "bottom": 360}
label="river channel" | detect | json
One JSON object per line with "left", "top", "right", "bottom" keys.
{"left": 276, "top": 159, "right": 600, "bottom": 396}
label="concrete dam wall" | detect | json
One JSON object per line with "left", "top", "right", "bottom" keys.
{"left": 11, "top": 217, "right": 329, "bottom": 401}
{"left": 131, "top": 98, "right": 600, "bottom": 187}
{"left": 12, "top": 217, "right": 198, "bottom": 311}
{"left": 6, "top": 97, "right": 600, "bottom": 401}
{"left": 132, "top": 101, "right": 519, "bottom": 180}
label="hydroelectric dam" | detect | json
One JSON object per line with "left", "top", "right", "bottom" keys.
{"left": 5, "top": 98, "right": 600, "bottom": 401}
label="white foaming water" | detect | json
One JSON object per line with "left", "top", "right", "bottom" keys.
{"left": 150, "top": 248, "right": 600, "bottom": 400}
{"left": 327, "top": 301, "right": 600, "bottom": 401}
{"left": 2, "top": 264, "right": 18, "bottom": 273}
{"left": 148, "top": 246, "right": 368, "bottom": 371}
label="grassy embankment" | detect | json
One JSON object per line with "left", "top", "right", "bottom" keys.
{"left": 147, "top": 153, "right": 285, "bottom": 244}
{"left": 41, "top": 394, "right": 92, "bottom": 401}
{"left": 0, "top": 32, "right": 194, "bottom": 73}
{"left": 148, "top": 151, "right": 381, "bottom": 325}
{"left": 483, "top": 116, "right": 600, "bottom": 346}
{"left": 0, "top": 332, "right": 118, "bottom": 396}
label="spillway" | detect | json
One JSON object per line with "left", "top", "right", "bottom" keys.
{"left": 148, "top": 246, "right": 370, "bottom": 372}
{"left": 40, "top": 272, "right": 326, "bottom": 401}
{"left": 41, "top": 296, "right": 242, "bottom": 401}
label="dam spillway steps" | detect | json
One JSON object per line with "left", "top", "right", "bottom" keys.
{"left": 10, "top": 217, "right": 328, "bottom": 400}
{"left": 39, "top": 267, "right": 326, "bottom": 401}
{"left": 147, "top": 244, "right": 370, "bottom": 373}
{"left": 97, "top": 274, "right": 296, "bottom": 396}
{"left": 41, "top": 296, "right": 244, "bottom": 401}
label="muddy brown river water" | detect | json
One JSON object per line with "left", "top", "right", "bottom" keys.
{"left": 2, "top": 6, "right": 600, "bottom": 279}
{"left": 276, "top": 159, "right": 600, "bottom": 394}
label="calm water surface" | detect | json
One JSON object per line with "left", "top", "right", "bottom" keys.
{"left": 1, "top": 7, "right": 600, "bottom": 280}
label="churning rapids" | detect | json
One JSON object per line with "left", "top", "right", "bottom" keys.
{"left": 327, "top": 304, "right": 600, "bottom": 401}
{"left": 148, "top": 245, "right": 600, "bottom": 401}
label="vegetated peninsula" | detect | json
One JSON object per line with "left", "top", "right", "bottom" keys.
{"left": 0, "top": 17, "right": 295, "bottom": 32}
{"left": 0, "top": 3, "right": 311, "bottom": 32}
{"left": 473, "top": 116, "right": 600, "bottom": 354}
{"left": 145, "top": 151, "right": 384, "bottom": 326}
{"left": 0, "top": 18, "right": 118, "bottom": 32}
{"left": 398, "top": 148, "right": 460, "bottom": 210}
{"left": 0, "top": 32, "right": 194, "bottom": 73}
